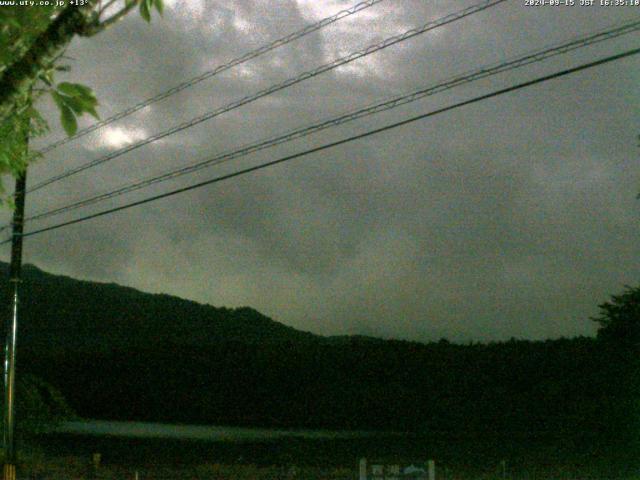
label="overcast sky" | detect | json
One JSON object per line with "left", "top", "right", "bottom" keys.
{"left": 2, "top": 0, "right": 638, "bottom": 342}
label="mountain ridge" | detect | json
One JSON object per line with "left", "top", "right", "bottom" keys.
{"left": 0, "top": 261, "right": 321, "bottom": 351}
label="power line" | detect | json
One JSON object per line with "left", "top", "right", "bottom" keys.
{"left": 17, "top": 18, "right": 640, "bottom": 226}
{"left": 37, "top": 0, "right": 387, "bottom": 154}
{"left": 27, "top": 0, "right": 507, "bottom": 194}
{"left": 9, "top": 46, "right": 639, "bottom": 243}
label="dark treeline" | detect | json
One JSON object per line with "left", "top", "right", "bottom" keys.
{"left": 21, "top": 338, "right": 635, "bottom": 437}
{"left": 1, "top": 263, "right": 637, "bottom": 460}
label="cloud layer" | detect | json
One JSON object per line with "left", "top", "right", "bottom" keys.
{"left": 4, "top": 0, "right": 638, "bottom": 342}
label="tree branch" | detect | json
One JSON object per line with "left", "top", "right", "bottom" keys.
{"left": 85, "top": 1, "right": 139, "bottom": 36}
{"left": 0, "top": 1, "right": 98, "bottom": 124}
{"left": 97, "top": 0, "right": 120, "bottom": 18}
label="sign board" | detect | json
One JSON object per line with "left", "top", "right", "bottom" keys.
{"left": 359, "top": 458, "right": 435, "bottom": 480}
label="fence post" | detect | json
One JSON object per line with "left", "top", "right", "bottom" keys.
{"left": 90, "top": 453, "right": 101, "bottom": 478}
{"left": 428, "top": 459, "right": 435, "bottom": 480}
{"left": 359, "top": 458, "right": 367, "bottom": 480}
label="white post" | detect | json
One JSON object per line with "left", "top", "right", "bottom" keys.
{"left": 428, "top": 459, "right": 435, "bottom": 480}
{"left": 359, "top": 457, "right": 367, "bottom": 480}
{"left": 134, "top": 470, "right": 139, "bottom": 480}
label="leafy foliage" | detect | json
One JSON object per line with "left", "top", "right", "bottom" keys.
{"left": 13, "top": 374, "right": 76, "bottom": 438}
{"left": 0, "top": 5, "right": 64, "bottom": 187}
{"left": 0, "top": 5, "right": 63, "bottom": 74}
{"left": 0, "top": 1, "right": 163, "bottom": 203}
{"left": 0, "top": 108, "right": 31, "bottom": 179}
{"left": 592, "top": 285, "right": 640, "bottom": 348}
{"left": 139, "top": 0, "right": 164, "bottom": 22}
{"left": 51, "top": 82, "right": 99, "bottom": 136}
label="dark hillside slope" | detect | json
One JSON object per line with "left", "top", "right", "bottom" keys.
{"left": 0, "top": 262, "right": 318, "bottom": 351}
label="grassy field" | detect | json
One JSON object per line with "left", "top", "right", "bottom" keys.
{"left": 6, "top": 431, "right": 633, "bottom": 479}
{"left": 12, "top": 457, "right": 640, "bottom": 480}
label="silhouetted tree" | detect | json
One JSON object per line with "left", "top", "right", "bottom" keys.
{"left": 592, "top": 285, "right": 640, "bottom": 349}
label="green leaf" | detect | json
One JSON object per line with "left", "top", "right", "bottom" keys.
{"left": 52, "top": 85, "right": 99, "bottom": 122}
{"left": 57, "top": 82, "right": 90, "bottom": 97}
{"left": 51, "top": 90, "right": 66, "bottom": 111}
{"left": 140, "top": 0, "right": 151, "bottom": 22}
{"left": 154, "top": 0, "right": 164, "bottom": 15}
{"left": 85, "top": 105, "right": 100, "bottom": 120}
{"left": 65, "top": 95, "right": 99, "bottom": 119}
{"left": 56, "top": 82, "right": 76, "bottom": 96}
{"left": 70, "top": 83, "right": 95, "bottom": 100}
{"left": 0, "top": 151, "right": 10, "bottom": 170}
{"left": 26, "top": 107, "right": 49, "bottom": 137}
{"left": 59, "top": 104, "right": 77, "bottom": 136}
{"left": 40, "top": 70, "right": 53, "bottom": 87}
{"left": 78, "top": 99, "right": 99, "bottom": 119}
{"left": 53, "top": 91, "right": 84, "bottom": 115}
{"left": 80, "top": 91, "right": 98, "bottom": 107}
{"left": 5, "top": 17, "right": 20, "bottom": 29}
{"left": 61, "top": 95, "right": 85, "bottom": 115}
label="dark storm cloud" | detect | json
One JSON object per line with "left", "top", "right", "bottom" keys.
{"left": 5, "top": 0, "right": 638, "bottom": 342}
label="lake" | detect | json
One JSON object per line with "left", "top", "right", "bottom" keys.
{"left": 42, "top": 420, "right": 406, "bottom": 466}
{"left": 56, "top": 419, "right": 379, "bottom": 442}
{"left": 39, "top": 421, "right": 625, "bottom": 477}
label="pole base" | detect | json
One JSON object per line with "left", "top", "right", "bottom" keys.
{"left": 3, "top": 464, "right": 15, "bottom": 480}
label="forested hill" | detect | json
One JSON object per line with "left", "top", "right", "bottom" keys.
{"left": 0, "top": 262, "right": 319, "bottom": 351}
{"left": 0, "top": 262, "right": 636, "bottom": 460}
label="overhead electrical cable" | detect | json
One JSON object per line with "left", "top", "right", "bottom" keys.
{"left": 16, "top": 18, "right": 640, "bottom": 227}
{"left": 37, "top": 0, "right": 387, "bottom": 154}
{"left": 27, "top": 0, "right": 507, "bottom": 194}
{"left": 7, "top": 46, "right": 638, "bottom": 243}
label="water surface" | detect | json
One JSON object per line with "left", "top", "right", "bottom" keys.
{"left": 58, "top": 420, "right": 378, "bottom": 442}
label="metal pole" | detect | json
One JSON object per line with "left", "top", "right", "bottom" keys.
{"left": 3, "top": 169, "right": 27, "bottom": 480}
{"left": 428, "top": 459, "right": 435, "bottom": 480}
{"left": 359, "top": 457, "right": 367, "bottom": 480}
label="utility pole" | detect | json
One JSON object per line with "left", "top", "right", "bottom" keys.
{"left": 3, "top": 168, "right": 27, "bottom": 480}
